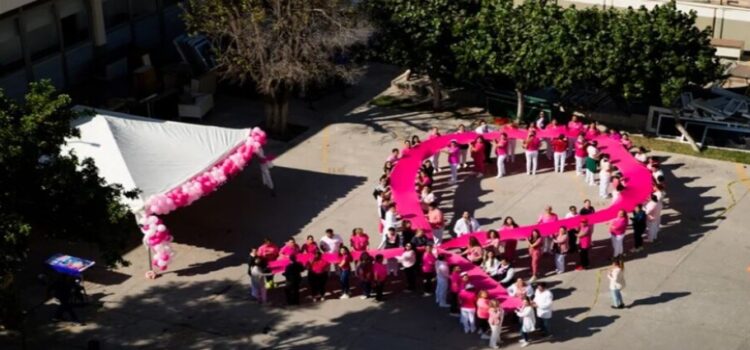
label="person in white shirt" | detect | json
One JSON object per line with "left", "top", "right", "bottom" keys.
{"left": 421, "top": 185, "right": 436, "bottom": 209}
{"left": 644, "top": 194, "right": 662, "bottom": 242}
{"left": 379, "top": 204, "right": 400, "bottom": 249}
{"left": 515, "top": 296, "right": 536, "bottom": 347}
{"left": 435, "top": 254, "right": 450, "bottom": 307}
{"left": 481, "top": 250, "right": 501, "bottom": 277}
{"left": 506, "top": 278, "right": 534, "bottom": 298}
{"left": 586, "top": 141, "right": 598, "bottom": 159}
{"left": 453, "top": 211, "right": 480, "bottom": 237}
{"left": 533, "top": 282, "right": 554, "bottom": 337}
{"left": 319, "top": 229, "right": 343, "bottom": 254}
{"left": 495, "top": 258, "right": 515, "bottom": 286}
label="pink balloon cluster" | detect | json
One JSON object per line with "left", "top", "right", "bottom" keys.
{"left": 139, "top": 127, "right": 268, "bottom": 273}
{"left": 139, "top": 215, "right": 175, "bottom": 271}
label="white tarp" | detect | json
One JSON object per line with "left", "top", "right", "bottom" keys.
{"left": 62, "top": 108, "right": 250, "bottom": 213}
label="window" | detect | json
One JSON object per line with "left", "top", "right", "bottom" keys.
{"left": 24, "top": 4, "right": 60, "bottom": 61}
{"left": 58, "top": 0, "right": 90, "bottom": 47}
{"left": 0, "top": 18, "right": 25, "bottom": 75}
{"left": 131, "top": 0, "right": 158, "bottom": 18}
{"left": 103, "top": 0, "right": 130, "bottom": 29}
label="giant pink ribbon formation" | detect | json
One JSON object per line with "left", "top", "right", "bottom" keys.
{"left": 270, "top": 125, "right": 652, "bottom": 309}
{"left": 139, "top": 128, "right": 268, "bottom": 272}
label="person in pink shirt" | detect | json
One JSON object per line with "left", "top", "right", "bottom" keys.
{"left": 567, "top": 115, "right": 584, "bottom": 156}
{"left": 543, "top": 119, "right": 559, "bottom": 160}
{"left": 458, "top": 282, "right": 478, "bottom": 334}
{"left": 537, "top": 206, "right": 559, "bottom": 254}
{"left": 427, "top": 127, "right": 441, "bottom": 171}
{"left": 476, "top": 290, "right": 491, "bottom": 338}
{"left": 488, "top": 299, "right": 504, "bottom": 348}
{"left": 257, "top": 238, "right": 280, "bottom": 262}
{"left": 471, "top": 136, "right": 486, "bottom": 177}
{"left": 574, "top": 134, "right": 587, "bottom": 176}
{"left": 462, "top": 237, "right": 485, "bottom": 265}
{"left": 553, "top": 226, "right": 569, "bottom": 274}
{"left": 504, "top": 123, "right": 518, "bottom": 163}
{"left": 621, "top": 133, "right": 633, "bottom": 150}
{"left": 494, "top": 133, "right": 509, "bottom": 178}
{"left": 484, "top": 229, "right": 502, "bottom": 256}
{"left": 337, "top": 246, "right": 353, "bottom": 299}
{"left": 501, "top": 217, "right": 519, "bottom": 262}
{"left": 609, "top": 209, "right": 628, "bottom": 258}
{"left": 551, "top": 134, "right": 568, "bottom": 173}
{"left": 585, "top": 122, "right": 600, "bottom": 139}
{"left": 528, "top": 229, "right": 543, "bottom": 283}
{"left": 444, "top": 140, "right": 461, "bottom": 184}
{"left": 301, "top": 235, "right": 319, "bottom": 254}
{"left": 576, "top": 219, "right": 593, "bottom": 270}
{"left": 307, "top": 251, "right": 329, "bottom": 302}
{"left": 457, "top": 124, "right": 470, "bottom": 168}
{"left": 350, "top": 228, "right": 369, "bottom": 253}
{"left": 523, "top": 130, "right": 541, "bottom": 175}
{"left": 279, "top": 238, "right": 300, "bottom": 259}
{"left": 386, "top": 148, "right": 400, "bottom": 164}
{"left": 427, "top": 203, "right": 445, "bottom": 245}
{"left": 372, "top": 254, "right": 388, "bottom": 301}
{"left": 449, "top": 267, "right": 464, "bottom": 315}
{"left": 421, "top": 244, "right": 437, "bottom": 295}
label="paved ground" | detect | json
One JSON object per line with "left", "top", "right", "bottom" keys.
{"left": 4, "top": 64, "right": 750, "bottom": 350}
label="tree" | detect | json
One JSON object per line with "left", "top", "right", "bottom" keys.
{"left": 592, "top": 2, "right": 723, "bottom": 151}
{"left": 366, "top": 0, "right": 479, "bottom": 110}
{"left": 453, "top": 0, "right": 569, "bottom": 121}
{"left": 183, "top": 0, "right": 369, "bottom": 135}
{"left": 0, "top": 81, "right": 137, "bottom": 328}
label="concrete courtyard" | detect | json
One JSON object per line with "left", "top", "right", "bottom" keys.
{"left": 5, "top": 64, "right": 750, "bottom": 350}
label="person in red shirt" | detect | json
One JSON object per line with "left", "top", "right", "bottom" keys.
{"left": 421, "top": 244, "right": 437, "bottom": 295}
{"left": 337, "top": 246, "right": 353, "bottom": 299}
{"left": 307, "top": 250, "right": 329, "bottom": 302}
{"left": 523, "top": 131, "right": 541, "bottom": 175}
{"left": 279, "top": 238, "right": 300, "bottom": 259}
{"left": 552, "top": 134, "right": 568, "bottom": 173}
{"left": 609, "top": 209, "right": 628, "bottom": 258}
{"left": 574, "top": 134, "right": 587, "bottom": 176}
{"left": 449, "top": 267, "right": 464, "bottom": 315}
{"left": 350, "top": 228, "right": 369, "bottom": 252}
{"left": 427, "top": 203, "right": 445, "bottom": 246}
{"left": 471, "top": 136, "right": 486, "bottom": 177}
{"left": 458, "top": 283, "right": 478, "bottom": 333}
{"left": 301, "top": 235, "right": 319, "bottom": 255}
{"left": 373, "top": 254, "right": 389, "bottom": 301}
{"left": 494, "top": 133, "right": 509, "bottom": 178}
{"left": 257, "top": 238, "right": 279, "bottom": 261}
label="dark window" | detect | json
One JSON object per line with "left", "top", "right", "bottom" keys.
{"left": 61, "top": 13, "right": 90, "bottom": 47}
{"left": 103, "top": 0, "right": 130, "bottom": 29}
{"left": 0, "top": 18, "right": 25, "bottom": 76}
{"left": 25, "top": 5, "right": 61, "bottom": 61}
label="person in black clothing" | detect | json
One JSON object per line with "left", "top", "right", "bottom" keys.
{"left": 410, "top": 229, "right": 430, "bottom": 249}
{"left": 400, "top": 220, "right": 416, "bottom": 246}
{"left": 631, "top": 203, "right": 647, "bottom": 252}
{"left": 51, "top": 275, "right": 82, "bottom": 324}
{"left": 283, "top": 254, "right": 305, "bottom": 305}
{"left": 579, "top": 199, "right": 596, "bottom": 216}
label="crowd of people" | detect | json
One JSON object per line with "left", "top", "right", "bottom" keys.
{"left": 246, "top": 114, "right": 667, "bottom": 348}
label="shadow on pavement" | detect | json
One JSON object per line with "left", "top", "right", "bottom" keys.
{"left": 628, "top": 292, "right": 691, "bottom": 308}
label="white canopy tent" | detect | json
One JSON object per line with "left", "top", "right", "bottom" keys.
{"left": 62, "top": 108, "right": 264, "bottom": 214}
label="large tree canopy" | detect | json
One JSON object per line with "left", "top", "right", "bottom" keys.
{"left": 0, "top": 81, "right": 137, "bottom": 274}
{"left": 183, "top": 0, "right": 370, "bottom": 135}
{"left": 365, "top": 0, "right": 481, "bottom": 110}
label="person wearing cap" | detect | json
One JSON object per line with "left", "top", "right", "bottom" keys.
{"left": 458, "top": 281, "right": 478, "bottom": 334}
{"left": 532, "top": 282, "right": 554, "bottom": 337}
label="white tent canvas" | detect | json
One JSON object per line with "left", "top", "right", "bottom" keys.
{"left": 62, "top": 108, "right": 250, "bottom": 213}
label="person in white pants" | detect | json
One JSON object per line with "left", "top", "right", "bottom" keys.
{"left": 574, "top": 135, "right": 587, "bottom": 176}
{"left": 551, "top": 134, "right": 568, "bottom": 173}
{"left": 644, "top": 195, "right": 662, "bottom": 242}
{"left": 494, "top": 133, "right": 509, "bottom": 178}
{"left": 523, "top": 131, "right": 541, "bottom": 175}
{"left": 427, "top": 127, "right": 441, "bottom": 170}
{"left": 609, "top": 210, "right": 628, "bottom": 258}
{"left": 445, "top": 140, "right": 461, "bottom": 184}
{"left": 599, "top": 168, "right": 611, "bottom": 199}
{"left": 488, "top": 300, "right": 504, "bottom": 348}
{"left": 435, "top": 255, "right": 450, "bottom": 307}
{"left": 507, "top": 135, "right": 517, "bottom": 163}
{"left": 459, "top": 283, "right": 477, "bottom": 334}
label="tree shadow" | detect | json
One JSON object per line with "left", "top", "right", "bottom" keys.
{"left": 628, "top": 292, "right": 691, "bottom": 308}
{"left": 162, "top": 166, "right": 367, "bottom": 276}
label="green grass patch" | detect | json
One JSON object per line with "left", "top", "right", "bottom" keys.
{"left": 369, "top": 95, "right": 414, "bottom": 108}
{"left": 630, "top": 135, "right": 750, "bottom": 164}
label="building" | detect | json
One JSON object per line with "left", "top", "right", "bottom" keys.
{"left": 0, "top": 0, "right": 186, "bottom": 100}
